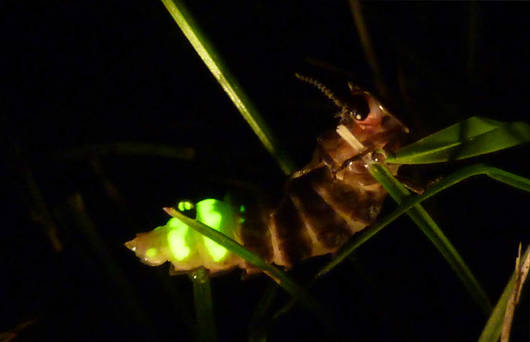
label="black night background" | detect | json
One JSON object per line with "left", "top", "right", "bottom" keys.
{"left": 2, "top": 1, "right": 529, "bottom": 341}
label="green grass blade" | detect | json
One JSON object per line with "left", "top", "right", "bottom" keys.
{"left": 487, "top": 168, "right": 530, "bottom": 193}
{"left": 190, "top": 267, "right": 218, "bottom": 342}
{"left": 388, "top": 117, "right": 530, "bottom": 164}
{"left": 319, "top": 164, "right": 529, "bottom": 277}
{"left": 160, "top": 0, "right": 296, "bottom": 175}
{"left": 478, "top": 245, "right": 530, "bottom": 342}
{"left": 163, "top": 207, "right": 320, "bottom": 314}
{"left": 368, "top": 163, "right": 492, "bottom": 314}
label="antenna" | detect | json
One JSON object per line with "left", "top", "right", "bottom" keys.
{"left": 294, "top": 73, "right": 344, "bottom": 108}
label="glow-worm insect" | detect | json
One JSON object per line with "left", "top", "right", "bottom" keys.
{"left": 125, "top": 76, "right": 409, "bottom": 275}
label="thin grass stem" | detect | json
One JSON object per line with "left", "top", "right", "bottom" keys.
{"left": 478, "top": 244, "right": 530, "bottom": 342}
{"left": 349, "top": 0, "right": 388, "bottom": 98}
{"left": 190, "top": 267, "right": 218, "bottom": 342}
{"left": 500, "top": 244, "right": 530, "bottom": 342}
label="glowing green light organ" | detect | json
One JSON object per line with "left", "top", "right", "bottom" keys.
{"left": 125, "top": 199, "right": 243, "bottom": 274}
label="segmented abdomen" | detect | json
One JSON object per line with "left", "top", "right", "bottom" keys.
{"left": 239, "top": 145, "right": 395, "bottom": 273}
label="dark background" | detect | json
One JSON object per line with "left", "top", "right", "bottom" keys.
{"left": 2, "top": 1, "right": 529, "bottom": 341}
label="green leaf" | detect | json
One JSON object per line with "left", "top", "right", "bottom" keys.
{"left": 388, "top": 117, "right": 530, "bottom": 164}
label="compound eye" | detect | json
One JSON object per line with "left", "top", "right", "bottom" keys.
{"left": 344, "top": 95, "right": 370, "bottom": 121}
{"left": 349, "top": 109, "right": 368, "bottom": 121}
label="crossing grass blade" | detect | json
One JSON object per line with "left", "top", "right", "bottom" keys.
{"left": 319, "top": 164, "right": 530, "bottom": 277}
{"left": 162, "top": 207, "right": 323, "bottom": 317}
{"left": 387, "top": 117, "right": 530, "bottom": 165}
{"left": 160, "top": 0, "right": 296, "bottom": 175}
{"left": 368, "top": 163, "right": 493, "bottom": 314}
{"left": 190, "top": 267, "right": 218, "bottom": 342}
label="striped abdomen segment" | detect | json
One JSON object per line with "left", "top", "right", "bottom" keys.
{"left": 256, "top": 163, "right": 387, "bottom": 269}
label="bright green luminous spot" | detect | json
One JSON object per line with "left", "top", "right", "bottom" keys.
{"left": 196, "top": 199, "right": 234, "bottom": 262}
{"left": 239, "top": 217, "right": 246, "bottom": 224}
{"left": 145, "top": 248, "right": 158, "bottom": 258}
{"left": 178, "top": 200, "right": 194, "bottom": 211}
{"left": 167, "top": 218, "right": 191, "bottom": 260}
{"left": 239, "top": 205, "right": 246, "bottom": 213}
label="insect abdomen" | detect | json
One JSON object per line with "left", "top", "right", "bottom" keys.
{"left": 246, "top": 158, "right": 390, "bottom": 271}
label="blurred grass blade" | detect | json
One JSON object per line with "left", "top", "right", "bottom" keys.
{"left": 163, "top": 207, "right": 320, "bottom": 313}
{"left": 388, "top": 117, "right": 530, "bottom": 164}
{"left": 8, "top": 140, "right": 62, "bottom": 252}
{"left": 59, "top": 142, "right": 195, "bottom": 161}
{"left": 368, "top": 163, "right": 492, "bottom": 314}
{"left": 349, "top": 0, "right": 388, "bottom": 99}
{"left": 478, "top": 244, "right": 530, "bottom": 342}
{"left": 0, "top": 319, "right": 37, "bottom": 342}
{"left": 23, "top": 165, "right": 63, "bottom": 252}
{"left": 160, "top": 0, "right": 296, "bottom": 175}
{"left": 190, "top": 267, "right": 218, "bottom": 342}
{"left": 66, "top": 194, "right": 154, "bottom": 332}
{"left": 249, "top": 284, "right": 279, "bottom": 342}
